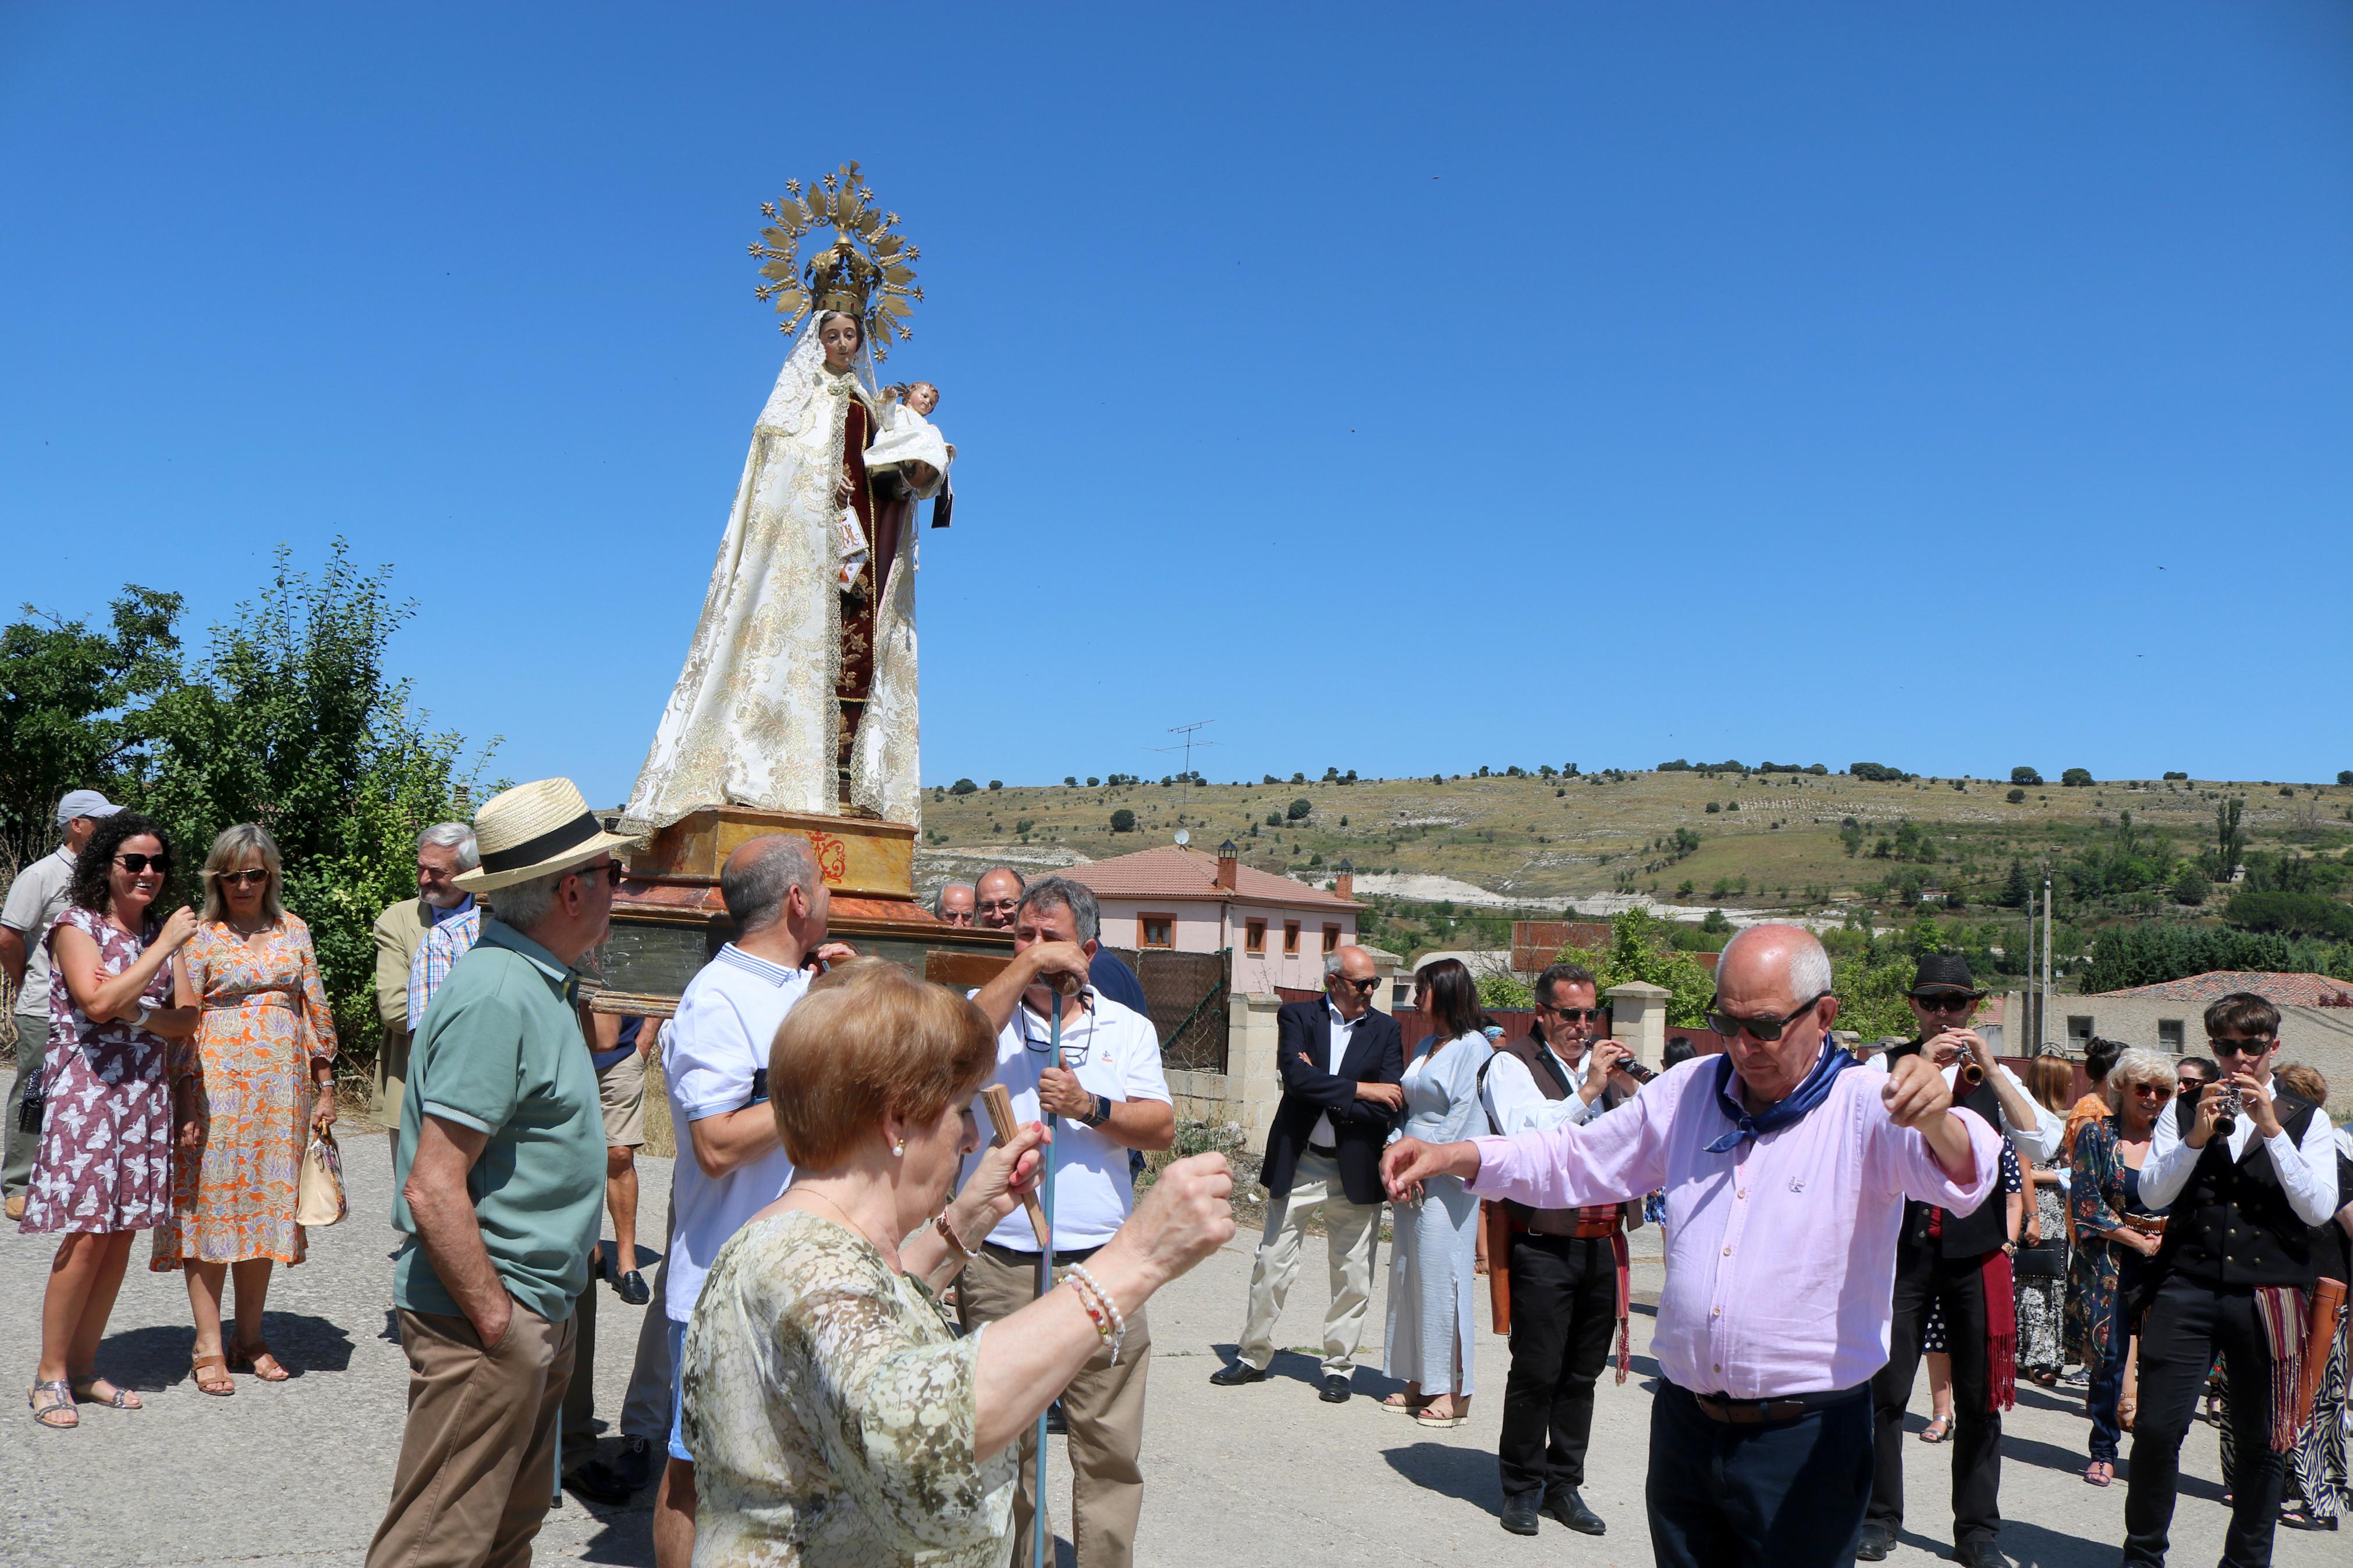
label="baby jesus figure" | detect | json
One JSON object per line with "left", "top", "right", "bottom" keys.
{"left": 867, "top": 380, "right": 954, "bottom": 499}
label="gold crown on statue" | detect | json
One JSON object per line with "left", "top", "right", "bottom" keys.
{"left": 750, "top": 161, "right": 922, "bottom": 360}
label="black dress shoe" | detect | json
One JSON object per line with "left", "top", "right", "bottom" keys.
{"left": 1855, "top": 1523, "right": 1896, "bottom": 1561}
{"left": 608, "top": 1435, "right": 654, "bottom": 1492}
{"left": 1542, "top": 1488, "right": 1605, "bottom": 1535}
{"left": 615, "top": 1269, "right": 651, "bottom": 1306}
{"left": 1499, "top": 1502, "right": 1541, "bottom": 1536}
{"left": 1208, "top": 1362, "right": 1268, "bottom": 1387}
{"left": 562, "top": 1459, "right": 634, "bottom": 1506}
{"left": 1318, "top": 1374, "right": 1350, "bottom": 1403}
{"left": 1953, "top": 1541, "right": 2009, "bottom": 1568}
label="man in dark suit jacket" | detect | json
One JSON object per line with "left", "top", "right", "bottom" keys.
{"left": 1211, "top": 945, "right": 1404, "bottom": 1402}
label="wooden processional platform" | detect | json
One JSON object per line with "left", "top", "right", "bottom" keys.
{"left": 590, "top": 805, "right": 1011, "bottom": 1015}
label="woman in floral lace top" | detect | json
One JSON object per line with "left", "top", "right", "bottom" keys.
{"left": 682, "top": 958, "right": 1234, "bottom": 1567}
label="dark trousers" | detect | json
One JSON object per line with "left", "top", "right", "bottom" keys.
{"left": 2088, "top": 1328, "right": 2132, "bottom": 1462}
{"left": 2124, "top": 1277, "right": 2287, "bottom": 1568}
{"left": 1869, "top": 1243, "right": 2003, "bottom": 1548}
{"left": 1497, "top": 1232, "right": 1618, "bottom": 1503}
{"left": 1646, "top": 1381, "right": 1874, "bottom": 1568}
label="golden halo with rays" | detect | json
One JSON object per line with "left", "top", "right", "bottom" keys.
{"left": 748, "top": 159, "right": 922, "bottom": 360}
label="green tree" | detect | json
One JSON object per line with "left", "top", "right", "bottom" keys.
{"left": 2061, "top": 768, "right": 2095, "bottom": 788}
{"left": 0, "top": 587, "right": 184, "bottom": 866}
{"left": 2000, "top": 859, "right": 2030, "bottom": 908}
{"left": 2215, "top": 796, "right": 2246, "bottom": 878}
{"left": 1556, "top": 909, "right": 1715, "bottom": 1026}
{"left": 2171, "top": 866, "right": 2210, "bottom": 906}
{"left": 1109, "top": 808, "right": 1136, "bottom": 833}
{"left": 1476, "top": 970, "right": 1533, "bottom": 1009}
{"left": 1286, "top": 798, "right": 1312, "bottom": 821}
{"left": 949, "top": 778, "right": 977, "bottom": 795}
{"left": 2011, "top": 766, "right": 2043, "bottom": 787}
{"left": 1840, "top": 819, "right": 1864, "bottom": 856}
{"left": 134, "top": 543, "right": 487, "bottom": 1079}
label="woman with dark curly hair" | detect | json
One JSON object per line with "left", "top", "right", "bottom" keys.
{"left": 22, "top": 810, "right": 200, "bottom": 1430}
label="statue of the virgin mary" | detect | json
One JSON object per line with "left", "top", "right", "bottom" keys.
{"left": 624, "top": 170, "right": 938, "bottom": 831}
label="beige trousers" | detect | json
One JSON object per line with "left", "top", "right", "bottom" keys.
{"left": 959, "top": 1245, "right": 1151, "bottom": 1568}
{"left": 367, "top": 1303, "right": 576, "bottom": 1568}
{"left": 1237, "top": 1149, "right": 1380, "bottom": 1375}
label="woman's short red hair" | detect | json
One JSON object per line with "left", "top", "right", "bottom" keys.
{"left": 769, "top": 957, "right": 999, "bottom": 1169}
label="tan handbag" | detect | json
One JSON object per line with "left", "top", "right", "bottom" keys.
{"left": 296, "top": 1129, "right": 347, "bottom": 1228}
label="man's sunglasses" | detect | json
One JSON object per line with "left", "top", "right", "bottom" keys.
{"left": 1910, "top": 991, "right": 1983, "bottom": 1013}
{"left": 2209, "top": 1036, "right": 2272, "bottom": 1057}
{"left": 1544, "top": 1005, "right": 1606, "bottom": 1023}
{"left": 114, "top": 854, "right": 171, "bottom": 875}
{"left": 1333, "top": 976, "right": 1378, "bottom": 993}
{"left": 215, "top": 869, "right": 271, "bottom": 888}
{"left": 1707, "top": 991, "right": 1832, "bottom": 1043}
{"left": 566, "top": 860, "right": 624, "bottom": 888}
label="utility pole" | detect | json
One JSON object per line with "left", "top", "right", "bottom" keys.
{"left": 2041, "top": 869, "right": 2055, "bottom": 1051}
{"left": 2022, "top": 884, "right": 2038, "bottom": 1053}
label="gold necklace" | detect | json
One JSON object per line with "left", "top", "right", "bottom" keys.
{"left": 797, "top": 1187, "right": 886, "bottom": 1254}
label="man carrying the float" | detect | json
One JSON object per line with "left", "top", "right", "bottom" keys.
{"left": 1383, "top": 926, "right": 2001, "bottom": 1568}
{"left": 1859, "top": 953, "right": 2063, "bottom": 1567}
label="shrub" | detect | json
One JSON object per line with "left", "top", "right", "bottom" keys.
{"left": 1109, "top": 808, "right": 1137, "bottom": 833}
{"left": 949, "top": 778, "right": 978, "bottom": 795}
{"left": 1087, "top": 776, "right": 1100, "bottom": 787}
{"left": 988, "top": 780, "right": 1003, "bottom": 790}
{"left": 1477, "top": 970, "right": 1534, "bottom": 1009}
{"left": 2165, "top": 771, "right": 2189, "bottom": 781}
{"left": 1726, "top": 800, "right": 1740, "bottom": 812}
{"left": 2011, "top": 766, "right": 2043, "bottom": 787}
{"left": 1286, "top": 798, "right": 1313, "bottom": 821}
{"left": 2007, "top": 788, "right": 2027, "bottom": 803}
{"left": 1851, "top": 762, "right": 1912, "bottom": 782}
{"left": 2338, "top": 770, "right": 2353, "bottom": 786}
{"left": 2172, "top": 867, "right": 2210, "bottom": 906}
{"left": 2061, "top": 768, "right": 2094, "bottom": 787}
{"left": 1705, "top": 801, "right": 1722, "bottom": 814}
{"left": 1063, "top": 776, "right": 1076, "bottom": 786}
{"left": 2224, "top": 888, "right": 2353, "bottom": 939}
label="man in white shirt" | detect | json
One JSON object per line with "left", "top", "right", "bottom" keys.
{"left": 644, "top": 834, "right": 847, "bottom": 1568}
{"left": 2121, "top": 991, "right": 2338, "bottom": 1568}
{"left": 959, "top": 875, "right": 1174, "bottom": 1568}
{"left": 1, "top": 790, "right": 119, "bottom": 1218}
{"left": 1213, "top": 945, "right": 1405, "bottom": 1402}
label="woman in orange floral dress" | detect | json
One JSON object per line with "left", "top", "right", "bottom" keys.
{"left": 152, "top": 824, "right": 337, "bottom": 1395}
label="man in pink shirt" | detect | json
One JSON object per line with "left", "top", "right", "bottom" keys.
{"left": 1383, "top": 925, "right": 2000, "bottom": 1568}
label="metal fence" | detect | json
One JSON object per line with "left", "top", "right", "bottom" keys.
{"left": 1102, "top": 945, "right": 1231, "bottom": 1074}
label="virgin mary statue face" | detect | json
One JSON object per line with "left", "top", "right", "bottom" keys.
{"left": 818, "top": 314, "right": 862, "bottom": 371}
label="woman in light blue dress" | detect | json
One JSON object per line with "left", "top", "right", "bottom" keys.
{"left": 1380, "top": 959, "right": 1493, "bottom": 1428}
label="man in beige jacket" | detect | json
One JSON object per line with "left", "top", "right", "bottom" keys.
{"left": 370, "top": 822, "right": 478, "bottom": 1153}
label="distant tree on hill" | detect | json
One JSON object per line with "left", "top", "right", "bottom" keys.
{"left": 1262, "top": 774, "right": 1278, "bottom": 784}
{"left": 1109, "top": 808, "right": 1136, "bottom": 833}
{"left": 2001, "top": 859, "right": 2030, "bottom": 908}
{"left": 2225, "top": 888, "right": 2353, "bottom": 939}
{"left": 1850, "top": 762, "right": 1911, "bottom": 782}
{"left": 2061, "top": 768, "right": 2094, "bottom": 787}
{"left": 2007, "top": 788, "right": 2027, "bottom": 803}
{"left": 988, "top": 780, "right": 1003, "bottom": 791}
{"left": 1290, "top": 772, "right": 1305, "bottom": 784}
{"left": 950, "top": 778, "right": 977, "bottom": 794}
{"left": 2215, "top": 797, "right": 2248, "bottom": 879}
{"left": 1087, "top": 776, "right": 1100, "bottom": 786}
{"left": 2164, "top": 771, "right": 2189, "bottom": 781}
{"left": 2340, "top": 770, "right": 2353, "bottom": 786}
{"left": 2172, "top": 866, "right": 2210, "bottom": 906}
{"left": 1063, "top": 776, "right": 1076, "bottom": 785}
{"left": 1286, "top": 798, "right": 1312, "bottom": 822}
{"left": 2011, "top": 766, "right": 2043, "bottom": 787}
{"left": 1840, "top": 819, "right": 1865, "bottom": 856}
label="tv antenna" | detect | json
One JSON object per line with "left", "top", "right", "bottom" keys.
{"left": 1148, "top": 720, "right": 1218, "bottom": 830}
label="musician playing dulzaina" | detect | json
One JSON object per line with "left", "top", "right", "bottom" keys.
{"left": 1383, "top": 926, "right": 2001, "bottom": 1568}
{"left": 1859, "top": 952, "right": 2064, "bottom": 1567}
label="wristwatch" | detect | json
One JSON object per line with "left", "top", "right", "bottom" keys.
{"left": 1079, "top": 1093, "right": 1112, "bottom": 1129}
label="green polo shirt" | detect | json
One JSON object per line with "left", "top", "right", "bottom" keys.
{"left": 391, "top": 919, "right": 604, "bottom": 1325}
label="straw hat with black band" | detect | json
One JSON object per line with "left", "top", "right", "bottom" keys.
{"left": 453, "top": 778, "right": 638, "bottom": 894}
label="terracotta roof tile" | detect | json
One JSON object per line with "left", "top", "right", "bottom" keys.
{"left": 1059, "top": 845, "right": 1359, "bottom": 908}
{"left": 2093, "top": 970, "right": 2353, "bottom": 1007}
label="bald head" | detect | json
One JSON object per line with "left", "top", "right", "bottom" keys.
{"left": 975, "top": 866, "right": 1024, "bottom": 929}
{"left": 1712, "top": 923, "right": 1840, "bottom": 1108}
{"left": 1325, "top": 943, "right": 1379, "bottom": 1019}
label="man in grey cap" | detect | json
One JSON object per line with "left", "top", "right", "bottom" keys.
{"left": 1, "top": 790, "right": 122, "bottom": 1219}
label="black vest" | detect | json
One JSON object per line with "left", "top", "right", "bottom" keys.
{"left": 1888, "top": 1038, "right": 2008, "bottom": 1259}
{"left": 1489, "top": 1031, "right": 1624, "bottom": 1238}
{"left": 2155, "top": 1087, "right": 2321, "bottom": 1290}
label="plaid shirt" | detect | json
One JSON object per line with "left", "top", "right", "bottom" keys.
{"left": 406, "top": 901, "right": 482, "bottom": 1034}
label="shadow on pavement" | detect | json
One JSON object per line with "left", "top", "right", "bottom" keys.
{"left": 1999, "top": 1431, "right": 2226, "bottom": 1503}
{"left": 1380, "top": 1441, "right": 1502, "bottom": 1514}
{"left": 98, "top": 1310, "right": 356, "bottom": 1390}
{"left": 1993, "top": 1518, "right": 2121, "bottom": 1567}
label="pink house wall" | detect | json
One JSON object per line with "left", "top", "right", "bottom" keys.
{"left": 1092, "top": 897, "right": 1355, "bottom": 993}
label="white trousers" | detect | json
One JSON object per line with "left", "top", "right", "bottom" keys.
{"left": 1237, "top": 1149, "right": 1380, "bottom": 1375}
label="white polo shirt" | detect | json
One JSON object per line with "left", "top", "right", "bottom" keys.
{"left": 662, "top": 944, "right": 808, "bottom": 1323}
{"left": 962, "top": 990, "right": 1171, "bottom": 1253}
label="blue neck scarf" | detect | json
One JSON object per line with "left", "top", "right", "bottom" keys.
{"left": 1705, "top": 1041, "right": 1858, "bottom": 1154}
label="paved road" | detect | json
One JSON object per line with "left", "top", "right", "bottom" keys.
{"left": 0, "top": 1085, "right": 2334, "bottom": 1567}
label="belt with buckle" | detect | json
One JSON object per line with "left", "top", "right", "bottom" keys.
{"left": 1687, "top": 1384, "right": 1863, "bottom": 1425}
{"left": 2123, "top": 1214, "right": 2167, "bottom": 1236}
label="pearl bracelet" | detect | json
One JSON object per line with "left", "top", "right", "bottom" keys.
{"left": 1066, "top": 1263, "right": 1127, "bottom": 1365}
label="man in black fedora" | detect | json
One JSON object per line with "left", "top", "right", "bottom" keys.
{"left": 1860, "top": 952, "right": 2063, "bottom": 1567}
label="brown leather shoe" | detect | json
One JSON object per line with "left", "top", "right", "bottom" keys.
{"left": 3, "top": 1196, "right": 22, "bottom": 1222}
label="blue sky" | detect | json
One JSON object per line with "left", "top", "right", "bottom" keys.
{"left": 4, "top": 5, "right": 2348, "bottom": 803}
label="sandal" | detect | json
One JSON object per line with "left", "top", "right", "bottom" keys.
{"left": 227, "top": 1338, "right": 289, "bottom": 1382}
{"left": 67, "top": 1375, "right": 142, "bottom": 1410}
{"left": 27, "top": 1380, "right": 76, "bottom": 1430}
{"left": 1414, "top": 1398, "right": 1470, "bottom": 1429}
{"left": 1919, "top": 1415, "right": 1953, "bottom": 1444}
{"left": 1382, "top": 1392, "right": 1433, "bottom": 1416}
{"left": 191, "top": 1353, "right": 234, "bottom": 1398}
{"left": 2085, "top": 1460, "right": 2114, "bottom": 1488}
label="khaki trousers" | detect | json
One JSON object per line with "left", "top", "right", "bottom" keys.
{"left": 1236, "top": 1149, "right": 1379, "bottom": 1375}
{"left": 959, "top": 1245, "right": 1151, "bottom": 1568}
{"left": 367, "top": 1303, "right": 576, "bottom": 1568}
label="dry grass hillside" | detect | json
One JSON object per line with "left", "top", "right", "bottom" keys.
{"left": 917, "top": 767, "right": 2353, "bottom": 915}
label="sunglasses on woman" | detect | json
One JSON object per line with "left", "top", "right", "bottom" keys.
{"left": 1707, "top": 991, "right": 1832, "bottom": 1043}
{"left": 216, "top": 869, "right": 271, "bottom": 888}
{"left": 114, "top": 854, "right": 171, "bottom": 875}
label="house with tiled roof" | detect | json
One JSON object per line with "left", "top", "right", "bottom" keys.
{"left": 2070, "top": 970, "right": 2353, "bottom": 1099}
{"left": 1060, "top": 842, "right": 1361, "bottom": 993}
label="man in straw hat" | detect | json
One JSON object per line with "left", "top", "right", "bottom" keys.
{"left": 367, "top": 778, "right": 635, "bottom": 1568}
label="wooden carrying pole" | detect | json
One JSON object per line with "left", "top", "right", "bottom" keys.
{"left": 1483, "top": 1200, "right": 1514, "bottom": 1334}
{"left": 979, "top": 1084, "right": 1050, "bottom": 1249}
